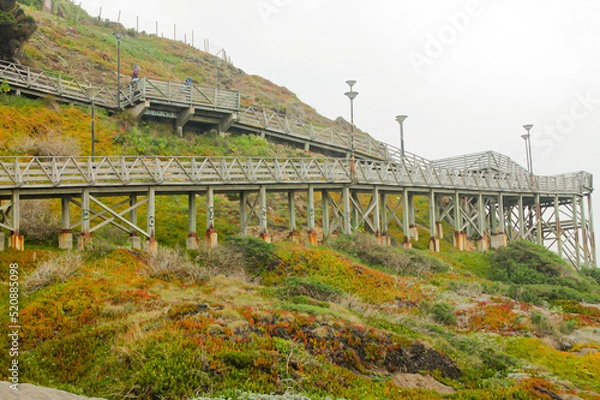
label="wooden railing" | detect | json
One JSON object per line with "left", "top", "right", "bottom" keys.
{"left": 0, "top": 156, "right": 591, "bottom": 196}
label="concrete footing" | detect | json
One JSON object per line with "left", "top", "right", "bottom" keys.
{"left": 377, "top": 233, "right": 390, "bottom": 246}
{"left": 9, "top": 234, "right": 24, "bottom": 250}
{"left": 307, "top": 230, "right": 318, "bottom": 246}
{"left": 59, "top": 230, "right": 73, "bottom": 250}
{"left": 453, "top": 231, "right": 466, "bottom": 251}
{"left": 146, "top": 237, "right": 158, "bottom": 254}
{"left": 402, "top": 236, "right": 412, "bottom": 249}
{"left": 477, "top": 234, "right": 490, "bottom": 252}
{"left": 129, "top": 235, "right": 142, "bottom": 250}
{"left": 382, "top": 233, "right": 391, "bottom": 246}
{"left": 204, "top": 228, "right": 218, "bottom": 248}
{"left": 287, "top": 231, "right": 299, "bottom": 243}
{"left": 186, "top": 233, "right": 200, "bottom": 250}
{"left": 259, "top": 232, "right": 271, "bottom": 243}
{"left": 429, "top": 236, "right": 440, "bottom": 252}
{"left": 409, "top": 225, "right": 419, "bottom": 241}
{"left": 77, "top": 234, "right": 91, "bottom": 250}
{"left": 490, "top": 233, "right": 508, "bottom": 249}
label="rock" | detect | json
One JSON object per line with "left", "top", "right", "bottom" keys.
{"left": 392, "top": 373, "right": 456, "bottom": 395}
{"left": 0, "top": 381, "right": 105, "bottom": 400}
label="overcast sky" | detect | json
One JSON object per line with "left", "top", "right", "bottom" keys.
{"left": 80, "top": 0, "right": 599, "bottom": 245}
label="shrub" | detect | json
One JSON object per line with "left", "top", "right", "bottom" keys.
{"left": 20, "top": 199, "right": 62, "bottom": 244}
{"left": 146, "top": 246, "right": 203, "bottom": 282}
{"left": 24, "top": 251, "right": 84, "bottom": 293}
{"left": 430, "top": 301, "right": 456, "bottom": 325}
{"left": 531, "top": 311, "right": 554, "bottom": 336}
{"left": 277, "top": 276, "right": 344, "bottom": 302}
{"left": 582, "top": 267, "right": 600, "bottom": 285}
{"left": 12, "top": 130, "right": 81, "bottom": 156}
{"left": 193, "top": 244, "right": 247, "bottom": 280}
{"left": 329, "top": 233, "right": 448, "bottom": 277}
{"left": 489, "top": 240, "right": 600, "bottom": 302}
{"left": 226, "top": 236, "right": 280, "bottom": 276}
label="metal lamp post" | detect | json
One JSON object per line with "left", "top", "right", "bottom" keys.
{"left": 521, "top": 124, "right": 534, "bottom": 174}
{"left": 344, "top": 80, "right": 358, "bottom": 182}
{"left": 344, "top": 80, "right": 358, "bottom": 163}
{"left": 395, "top": 115, "right": 408, "bottom": 157}
{"left": 113, "top": 31, "right": 124, "bottom": 110}
{"left": 84, "top": 86, "right": 101, "bottom": 159}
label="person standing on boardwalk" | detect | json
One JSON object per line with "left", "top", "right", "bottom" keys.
{"left": 131, "top": 65, "right": 140, "bottom": 83}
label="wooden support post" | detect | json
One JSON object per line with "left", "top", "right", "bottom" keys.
{"left": 259, "top": 186, "right": 270, "bottom": 242}
{"left": 573, "top": 196, "right": 581, "bottom": 269}
{"left": 343, "top": 187, "right": 351, "bottom": 235}
{"left": 453, "top": 192, "right": 464, "bottom": 250}
{"left": 186, "top": 193, "right": 199, "bottom": 250}
{"left": 307, "top": 187, "right": 317, "bottom": 245}
{"left": 373, "top": 187, "right": 382, "bottom": 244}
{"left": 402, "top": 188, "right": 411, "bottom": 248}
{"left": 428, "top": 190, "right": 439, "bottom": 252}
{"left": 491, "top": 194, "right": 507, "bottom": 249}
{"left": 59, "top": 196, "right": 73, "bottom": 250}
{"left": 147, "top": 188, "right": 157, "bottom": 254}
{"left": 287, "top": 191, "right": 298, "bottom": 242}
{"left": 205, "top": 188, "right": 217, "bottom": 248}
{"left": 478, "top": 194, "right": 489, "bottom": 251}
{"left": 408, "top": 192, "right": 418, "bottom": 241}
{"left": 535, "top": 193, "right": 543, "bottom": 245}
{"left": 9, "top": 190, "right": 23, "bottom": 251}
{"left": 240, "top": 191, "right": 248, "bottom": 236}
{"left": 555, "top": 196, "right": 563, "bottom": 259}
{"left": 587, "top": 194, "right": 596, "bottom": 267}
{"left": 518, "top": 195, "right": 525, "bottom": 239}
{"left": 322, "top": 191, "right": 330, "bottom": 238}
{"left": 351, "top": 191, "right": 360, "bottom": 232}
{"left": 580, "top": 195, "right": 590, "bottom": 266}
{"left": 129, "top": 195, "right": 141, "bottom": 249}
{"left": 380, "top": 191, "right": 390, "bottom": 246}
{"left": 78, "top": 189, "right": 91, "bottom": 250}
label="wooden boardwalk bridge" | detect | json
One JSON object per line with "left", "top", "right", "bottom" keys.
{"left": 0, "top": 61, "right": 595, "bottom": 267}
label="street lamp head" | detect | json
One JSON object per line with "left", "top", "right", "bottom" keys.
{"left": 83, "top": 85, "right": 100, "bottom": 100}
{"left": 396, "top": 115, "right": 408, "bottom": 124}
{"left": 521, "top": 133, "right": 530, "bottom": 140}
{"left": 523, "top": 124, "right": 533, "bottom": 132}
{"left": 344, "top": 90, "right": 359, "bottom": 101}
{"left": 345, "top": 80, "right": 356, "bottom": 89}
{"left": 113, "top": 31, "right": 124, "bottom": 40}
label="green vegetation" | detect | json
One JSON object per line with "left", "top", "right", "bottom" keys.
{"left": 0, "top": 0, "right": 37, "bottom": 60}
{"left": 0, "top": 4, "right": 598, "bottom": 400}
{"left": 489, "top": 240, "right": 600, "bottom": 303}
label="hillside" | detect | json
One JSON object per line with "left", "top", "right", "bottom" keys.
{"left": 1, "top": 2, "right": 600, "bottom": 400}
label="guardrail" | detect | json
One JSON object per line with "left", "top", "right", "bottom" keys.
{"left": 430, "top": 151, "right": 527, "bottom": 174}
{"left": 0, "top": 156, "right": 591, "bottom": 196}
{"left": 134, "top": 78, "right": 240, "bottom": 109}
